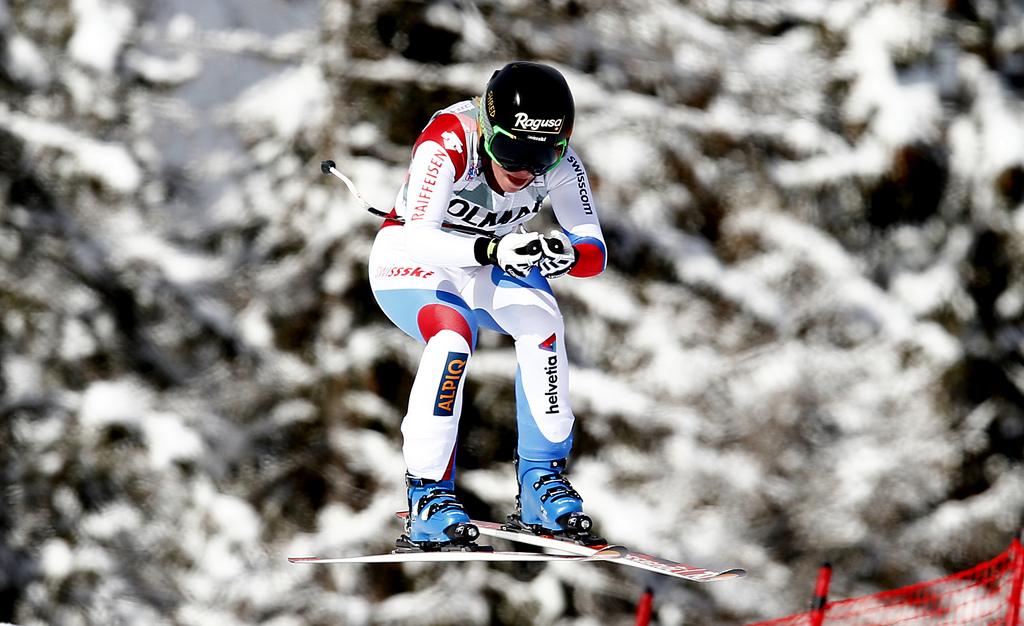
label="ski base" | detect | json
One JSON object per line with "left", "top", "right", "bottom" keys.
{"left": 470, "top": 516, "right": 746, "bottom": 582}
{"left": 288, "top": 544, "right": 627, "bottom": 565}
{"left": 287, "top": 512, "right": 746, "bottom": 582}
{"left": 394, "top": 511, "right": 745, "bottom": 582}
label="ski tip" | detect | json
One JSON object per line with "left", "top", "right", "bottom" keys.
{"left": 591, "top": 545, "right": 630, "bottom": 559}
{"left": 287, "top": 556, "right": 320, "bottom": 564}
{"left": 320, "top": 160, "right": 336, "bottom": 175}
{"left": 710, "top": 568, "right": 747, "bottom": 581}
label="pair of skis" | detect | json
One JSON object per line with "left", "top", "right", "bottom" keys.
{"left": 288, "top": 513, "right": 746, "bottom": 583}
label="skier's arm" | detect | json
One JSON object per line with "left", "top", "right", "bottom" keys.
{"left": 403, "top": 145, "right": 536, "bottom": 272}
{"left": 401, "top": 115, "right": 484, "bottom": 267}
{"left": 401, "top": 116, "right": 542, "bottom": 273}
{"left": 545, "top": 149, "right": 607, "bottom": 278}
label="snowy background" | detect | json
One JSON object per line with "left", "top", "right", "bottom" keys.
{"left": 2, "top": 0, "right": 1024, "bottom": 624}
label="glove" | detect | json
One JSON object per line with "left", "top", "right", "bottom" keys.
{"left": 486, "top": 231, "right": 543, "bottom": 278}
{"left": 538, "top": 230, "right": 577, "bottom": 278}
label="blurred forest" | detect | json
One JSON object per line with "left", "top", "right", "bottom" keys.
{"left": 2, "top": 0, "right": 1024, "bottom": 624}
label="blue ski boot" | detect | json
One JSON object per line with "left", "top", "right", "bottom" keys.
{"left": 396, "top": 474, "right": 483, "bottom": 552}
{"left": 508, "top": 455, "right": 605, "bottom": 546}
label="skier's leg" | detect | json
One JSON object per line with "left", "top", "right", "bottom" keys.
{"left": 468, "top": 267, "right": 572, "bottom": 455}
{"left": 369, "top": 231, "right": 480, "bottom": 547}
{"left": 467, "top": 267, "right": 596, "bottom": 538}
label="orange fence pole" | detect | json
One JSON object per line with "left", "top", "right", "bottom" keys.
{"left": 635, "top": 587, "right": 654, "bottom": 626}
{"left": 811, "top": 562, "right": 833, "bottom": 626}
{"left": 1008, "top": 534, "right": 1024, "bottom": 626}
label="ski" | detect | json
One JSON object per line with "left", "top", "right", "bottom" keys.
{"left": 393, "top": 512, "right": 744, "bottom": 583}
{"left": 288, "top": 544, "right": 627, "bottom": 565}
{"left": 468, "top": 518, "right": 746, "bottom": 582}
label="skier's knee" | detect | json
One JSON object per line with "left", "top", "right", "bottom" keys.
{"left": 417, "top": 303, "right": 477, "bottom": 351}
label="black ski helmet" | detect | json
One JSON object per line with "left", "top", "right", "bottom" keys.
{"left": 479, "top": 62, "right": 575, "bottom": 176}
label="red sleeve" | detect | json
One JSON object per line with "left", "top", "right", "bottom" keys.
{"left": 412, "top": 113, "right": 469, "bottom": 180}
{"left": 569, "top": 242, "right": 606, "bottom": 277}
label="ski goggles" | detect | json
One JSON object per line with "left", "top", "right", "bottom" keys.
{"left": 484, "top": 125, "right": 568, "bottom": 176}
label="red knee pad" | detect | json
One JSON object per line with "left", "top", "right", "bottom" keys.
{"left": 417, "top": 304, "right": 474, "bottom": 351}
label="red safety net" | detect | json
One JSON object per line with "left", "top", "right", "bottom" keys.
{"left": 748, "top": 538, "right": 1024, "bottom": 626}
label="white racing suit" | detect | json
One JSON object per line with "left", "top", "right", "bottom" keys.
{"left": 368, "top": 99, "right": 606, "bottom": 480}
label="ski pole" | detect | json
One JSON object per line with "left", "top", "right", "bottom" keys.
{"left": 319, "top": 160, "right": 493, "bottom": 237}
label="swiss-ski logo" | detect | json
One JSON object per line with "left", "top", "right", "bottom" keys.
{"left": 539, "top": 334, "right": 557, "bottom": 353}
{"left": 434, "top": 352, "right": 468, "bottom": 416}
{"left": 375, "top": 265, "right": 435, "bottom": 279}
{"left": 512, "top": 112, "right": 563, "bottom": 134}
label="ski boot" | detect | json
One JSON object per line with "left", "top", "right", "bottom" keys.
{"left": 506, "top": 455, "right": 606, "bottom": 547}
{"left": 395, "top": 474, "right": 485, "bottom": 552}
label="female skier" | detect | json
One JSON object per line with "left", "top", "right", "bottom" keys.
{"left": 368, "top": 62, "right": 607, "bottom": 550}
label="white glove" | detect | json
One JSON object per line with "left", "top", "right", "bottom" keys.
{"left": 489, "top": 231, "right": 543, "bottom": 278}
{"left": 538, "top": 230, "right": 577, "bottom": 278}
